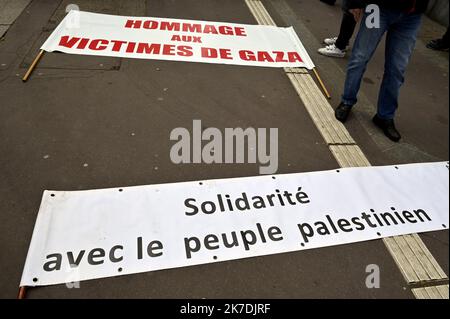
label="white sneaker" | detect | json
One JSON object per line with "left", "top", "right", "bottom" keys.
{"left": 318, "top": 44, "right": 346, "bottom": 58}
{"left": 323, "top": 37, "right": 338, "bottom": 45}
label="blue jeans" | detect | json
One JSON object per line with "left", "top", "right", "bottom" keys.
{"left": 342, "top": 9, "right": 422, "bottom": 120}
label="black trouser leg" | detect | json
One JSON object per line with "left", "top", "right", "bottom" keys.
{"left": 335, "top": 11, "right": 357, "bottom": 50}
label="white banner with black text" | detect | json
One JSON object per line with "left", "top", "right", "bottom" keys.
{"left": 21, "top": 162, "right": 449, "bottom": 286}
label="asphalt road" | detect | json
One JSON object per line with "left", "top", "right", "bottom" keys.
{"left": 0, "top": 0, "right": 448, "bottom": 298}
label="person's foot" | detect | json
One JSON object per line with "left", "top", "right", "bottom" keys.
{"left": 372, "top": 115, "right": 401, "bottom": 142}
{"left": 318, "top": 44, "right": 346, "bottom": 58}
{"left": 320, "top": 0, "right": 336, "bottom": 6}
{"left": 335, "top": 103, "right": 353, "bottom": 123}
{"left": 323, "top": 37, "right": 338, "bottom": 45}
{"left": 426, "top": 38, "right": 449, "bottom": 51}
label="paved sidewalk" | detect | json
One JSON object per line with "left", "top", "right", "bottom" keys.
{"left": 0, "top": 0, "right": 447, "bottom": 298}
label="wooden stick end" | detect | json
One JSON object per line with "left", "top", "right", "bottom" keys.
{"left": 18, "top": 286, "right": 27, "bottom": 299}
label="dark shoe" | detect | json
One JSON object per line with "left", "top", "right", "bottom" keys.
{"left": 372, "top": 115, "right": 401, "bottom": 142}
{"left": 335, "top": 103, "right": 352, "bottom": 123}
{"left": 426, "top": 39, "right": 449, "bottom": 51}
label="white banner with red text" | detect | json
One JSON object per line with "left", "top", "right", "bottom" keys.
{"left": 40, "top": 10, "right": 315, "bottom": 69}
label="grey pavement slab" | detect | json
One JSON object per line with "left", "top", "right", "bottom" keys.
{"left": 0, "top": 0, "right": 31, "bottom": 38}
{"left": 0, "top": 25, "right": 8, "bottom": 38}
{"left": 0, "top": 0, "right": 31, "bottom": 25}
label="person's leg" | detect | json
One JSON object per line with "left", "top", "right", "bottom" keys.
{"left": 319, "top": 0, "right": 356, "bottom": 57}
{"left": 335, "top": 10, "right": 357, "bottom": 50}
{"left": 341, "top": 11, "right": 389, "bottom": 107}
{"left": 377, "top": 13, "right": 422, "bottom": 120}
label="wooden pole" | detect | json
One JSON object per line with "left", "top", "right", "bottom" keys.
{"left": 18, "top": 286, "right": 27, "bottom": 299}
{"left": 22, "top": 50, "right": 45, "bottom": 82}
{"left": 312, "top": 67, "right": 331, "bottom": 99}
